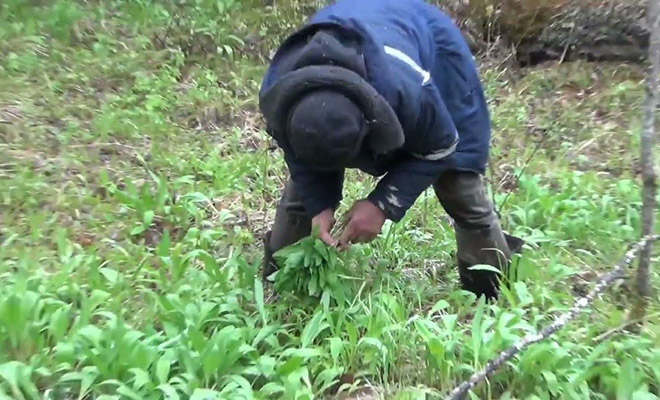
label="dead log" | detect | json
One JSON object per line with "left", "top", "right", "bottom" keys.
{"left": 518, "top": 0, "right": 649, "bottom": 65}
{"left": 433, "top": 0, "right": 649, "bottom": 65}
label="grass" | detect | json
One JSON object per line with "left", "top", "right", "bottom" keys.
{"left": 1, "top": 0, "right": 659, "bottom": 399}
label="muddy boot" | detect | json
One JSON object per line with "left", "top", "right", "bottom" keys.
{"left": 504, "top": 233, "right": 525, "bottom": 255}
{"left": 262, "top": 231, "right": 278, "bottom": 281}
{"left": 262, "top": 180, "right": 312, "bottom": 281}
{"left": 433, "top": 170, "right": 525, "bottom": 300}
{"left": 455, "top": 220, "right": 520, "bottom": 300}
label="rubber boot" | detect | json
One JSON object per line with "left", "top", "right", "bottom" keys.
{"left": 262, "top": 231, "right": 278, "bottom": 281}
{"left": 504, "top": 233, "right": 525, "bottom": 255}
{"left": 262, "top": 181, "right": 312, "bottom": 281}
{"left": 262, "top": 222, "right": 311, "bottom": 281}
{"left": 455, "top": 221, "right": 522, "bottom": 300}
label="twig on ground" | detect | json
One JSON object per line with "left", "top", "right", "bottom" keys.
{"left": 592, "top": 312, "right": 660, "bottom": 344}
{"left": 446, "top": 234, "right": 660, "bottom": 400}
{"left": 496, "top": 135, "right": 546, "bottom": 215}
{"left": 559, "top": 20, "right": 577, "bottom": 64}
{"left": 67, "top": 142, "right": 142, "bottom": 150}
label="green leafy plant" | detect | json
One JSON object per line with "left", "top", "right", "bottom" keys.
{"left": 271, "top": 235, "right": 367, "bottom": 304}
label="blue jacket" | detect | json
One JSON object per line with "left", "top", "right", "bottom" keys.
{"left": 261, "top": 0, "right": 491, "bottom": 222}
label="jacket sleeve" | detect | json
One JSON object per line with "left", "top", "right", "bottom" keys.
{"left": 366, "top": 156, "right": 447, "bottom": 222}
{"left": 367, "top": 84, "right": 459, "bottom": 222}
{"left": 284, "top": 152, "right": 345, "bottom": 218}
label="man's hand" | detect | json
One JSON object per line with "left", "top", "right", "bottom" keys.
{"left": 312, "top": 208, "right": 338, "bottom": 247}
{"left": 339, "top": 200, "right": 386, "bottom": 248}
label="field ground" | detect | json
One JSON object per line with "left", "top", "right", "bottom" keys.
{"left": 1, "top": 1, "right": 659, "bottom": 399}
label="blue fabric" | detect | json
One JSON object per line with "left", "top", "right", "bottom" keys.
{"left": 260, "top": 0, "right": 491, "bottom": 221}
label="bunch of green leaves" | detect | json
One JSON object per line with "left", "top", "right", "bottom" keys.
{"left": 271, "top": 235, "right": 364, "bottom": 304}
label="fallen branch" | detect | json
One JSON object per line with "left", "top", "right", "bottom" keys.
{"left": 447, "top": 234, "right": 660, "bottom": 400}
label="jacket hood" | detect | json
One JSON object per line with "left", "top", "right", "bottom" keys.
{"left": 259, "top": 26, "right": 404, "bottom": 156}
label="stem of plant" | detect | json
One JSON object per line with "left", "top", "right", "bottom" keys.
{"left": 631, "top": 0, "right": 659, "bottom": 325}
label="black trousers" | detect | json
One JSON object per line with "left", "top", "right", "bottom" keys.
{"left": 264, "top": 170, "right": 521, "bottom": 298}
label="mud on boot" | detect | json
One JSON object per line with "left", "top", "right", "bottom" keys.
{"left": 454, "top": 222, "right": 523, "bottom": 300}
{"left": 262, "top": 231, "right": 278, "bottom": 281}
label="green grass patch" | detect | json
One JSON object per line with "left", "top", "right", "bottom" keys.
{"left": 1, "top": 0, "right": 659, "bottom": 399}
